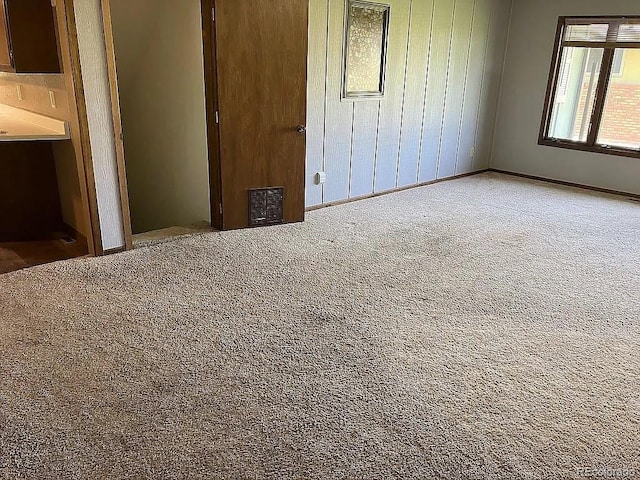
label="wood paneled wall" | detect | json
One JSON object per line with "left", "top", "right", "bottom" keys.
{"left": 306, "top": 0, "right": 511, "bottom": 207}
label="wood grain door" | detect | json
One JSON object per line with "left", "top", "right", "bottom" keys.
{"left": 212, "top": 0, "right": 308, "bottom": 230}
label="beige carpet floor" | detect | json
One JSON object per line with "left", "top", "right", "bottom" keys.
{"left": 1, "top": 172, "right": 639, "bottom": 479}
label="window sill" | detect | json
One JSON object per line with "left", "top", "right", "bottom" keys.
{"left": 341, "top": 94, "right": 386, "bottom": 103}
{"left": 538, "top": 138, "right": 640, "bottom": 160}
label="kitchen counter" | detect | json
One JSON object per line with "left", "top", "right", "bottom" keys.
{"left": 0, "top": 104, "right": 70, "bottom": 141}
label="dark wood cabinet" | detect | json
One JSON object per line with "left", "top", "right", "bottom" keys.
{"left": 0, "top": 0, "right": 61, "bottom": 74}
{"left": 0, "top": 1, "right": 11, "bottom": 70}
{"left": 0, "top": 142, "right": 63, "bottom": 241}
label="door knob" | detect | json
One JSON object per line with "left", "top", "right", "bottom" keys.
{"left": 296, "top": 125, "right": 306, "bottom": 134}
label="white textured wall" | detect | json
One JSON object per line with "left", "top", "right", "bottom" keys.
{"left": 73, "top": 0, "right": 125, "bottom": 250}
{"left": 306, "top": 0, "right": 511, "bottom": 207}
{"left": 110, "top": 0, "right": 210, "bottom": 234}
{"left": 492, "top": 0, "right": 640, "bottom": 195}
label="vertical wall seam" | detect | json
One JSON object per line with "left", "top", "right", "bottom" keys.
{"left": 454, "top": 0, "right": 477, "bottom": 175}
{"left": 436, "top": 0, "right": 457, "bottom": 179}
{"left": 416, "top": 0, "right": 436, "bottom": 183}
{"left": 372, "top": 100, "right": 382, "bottom": 193}
{"left": 396, "top": 0, "right": 415, "bottom": 188}
{"left": 488, "top": 0, "right": 514, "bottom": 168}
{"left": 347, "top": 102, "right": 356, "bottom": 198}
{"left": 472, "top": 0, "right": 493, "bottom": 170}
{"left": 321, "top": 0, "right": 331, "bottom": 204}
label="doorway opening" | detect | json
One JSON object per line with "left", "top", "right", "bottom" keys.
{"left": 106, "top": 0, "right": 212, "bottom": 237}
{"left": 103, "top": 0, "right": 308, "bottom": 238}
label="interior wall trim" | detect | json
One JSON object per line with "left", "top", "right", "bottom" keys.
{"left": 488, "top": 168, "right": 640, "bottom": 200}
{"left": 61, "top": 0, "right": 104, "bottom": 255}
{"left": 103, "top": 246, "right": 127, "bottom": 255}
{"left": 99, "top": 0, "right": 133, "bottom": 250}
{"left": 306, "top": 169, "right": 490, "bottom": 211}
{"left": 307, "top": 166, "right": 640, "bottom": 214}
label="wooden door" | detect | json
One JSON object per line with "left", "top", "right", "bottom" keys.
{"left": 212, "top": 0, "right": 308, "bottom": 230}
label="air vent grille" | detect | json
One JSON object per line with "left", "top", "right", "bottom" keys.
{"left": 249, "top": 188, "right": 284, "bottom": 227}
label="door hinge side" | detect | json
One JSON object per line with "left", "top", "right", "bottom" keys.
{"left": 219, "top": 203, "right": 223, "bottom": 215}
{"left": 211, "top": 7, "right": 215, "bottom": 22}
{"left": 215, "top": 111, "right": 219, "bottom": 124}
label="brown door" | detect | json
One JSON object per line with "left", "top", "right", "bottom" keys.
{"left": 212, "top": 0, "right": 308, "bottom": 230}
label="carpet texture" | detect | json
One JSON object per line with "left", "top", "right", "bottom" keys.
{"left": 1, "top": 173, "right": 639, "bottom": 480}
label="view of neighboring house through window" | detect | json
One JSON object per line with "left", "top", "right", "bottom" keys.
{"left": 541, "top": 17, "right": 640, "bottom": 156}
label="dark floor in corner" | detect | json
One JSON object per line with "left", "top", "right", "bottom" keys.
{"left": 0, "top": 239, "right": 87, "bottom": 274}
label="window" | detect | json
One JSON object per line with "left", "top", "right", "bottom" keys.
{"left": 540, "top": 17, "right": 640, "bottom": 158}
{"left": 342, "top": 1, "right": 390, "bottom": 99}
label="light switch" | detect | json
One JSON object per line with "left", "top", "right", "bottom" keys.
{"left": 315, "top": 172, "right": 326, "bottom": 185}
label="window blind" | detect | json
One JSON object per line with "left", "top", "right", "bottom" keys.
{"left": 618, "top": 24, "right": 640, "bottom": 43}
{"left": 564, "top": 23, "right": 608, "bottom": 43}
{"left": 563, "top": 18, "right": 640, "bottom": 45}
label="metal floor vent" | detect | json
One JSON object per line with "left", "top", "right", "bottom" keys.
{"left": 249, "top": 187, "right": 284, "bottom": 227}
{"left": 53, "top": 231, "right": 77, "bottom": 245}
